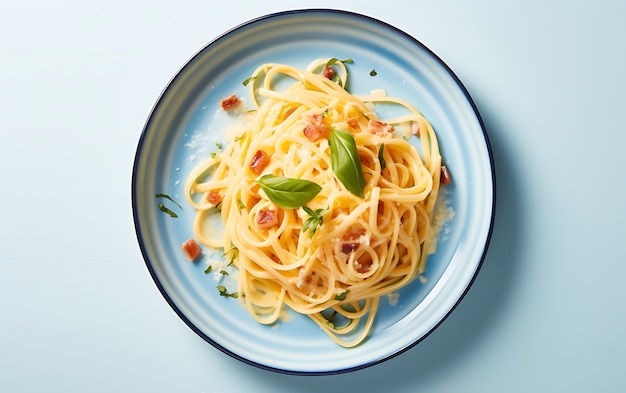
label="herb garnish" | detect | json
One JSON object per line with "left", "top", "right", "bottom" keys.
{"left": 302, "top": 206, "right": 328, "bottom": 238}
{"left": 369, "top": 69, "right": 378, "bottom": 76}
{"left": 242, "top": 76, "right": 256, "bottom": 86}
{"left": 204, "top": 265, "right": 213, "bottom": 274}
{"left": 378, "top": 144, "right": 386, "bottom": 170}
{"left": 156, "top": 193, "right": 182, "bottom": 209}
{"left": 257, "top": 175, "right": 322, "bottom": 209}
{"left": 222, "top": 244, "right": 238, "bottom": 266}
{"left": 329, "top": 129, "right": 366, "bottom": 198}
{"left": 325, "top": 58, "right": 354, "bottom": 87}
{"left": 216, "top": 285, "right": 238, "bottom": 298}
{"left": 156, "top": 194, "right": 182, "bottom": 218}
{"left": 326, "top": 58, "right": 354, "bottom": 66}
{"left": 158, "top": 203, "right": 178, "bottom": 218}
{"left": 334, "top": 290, "right": 351, "bottom": 301}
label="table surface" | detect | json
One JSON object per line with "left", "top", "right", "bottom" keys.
{"left": 2, "top": 1, "right": 625, "bottom": 392}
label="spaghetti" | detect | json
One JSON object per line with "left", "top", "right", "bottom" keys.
{"left": 183, "top": 59, "right": 445, "bottom": 347}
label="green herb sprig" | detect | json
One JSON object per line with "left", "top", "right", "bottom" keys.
{"left": 222, "top": 244, "right": 238, "bottom": 266}
{"left": 242, "top": 76, "right": 256, "bottom": 86}
{"left": 156, "top": 193, "right": 182, "bottom": 218}
{"left": 326, "top": 58, "right": 354, "bottom": 67}
{"left": 325, "top": 58, "right": 354, "bottom": 87}
{"left": 158, "top": 203, "right": 177, "bottom": 218}
{"left": 216, "top": 285, "right": 238, "bottom": 298}
{"left": 302, "top": 206, "right": 328, "bottom": 238}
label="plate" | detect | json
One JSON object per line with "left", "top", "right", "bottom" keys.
{"left": 132, "top": 9, "right": 495, "bottom": 375}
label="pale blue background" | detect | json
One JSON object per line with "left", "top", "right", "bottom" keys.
{"left": 1, "top": 1, "right": 624, "bottom": 392}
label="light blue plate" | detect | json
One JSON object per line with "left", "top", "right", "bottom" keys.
{"left": 132, "top": 9, "right": 495, "bottom": 375}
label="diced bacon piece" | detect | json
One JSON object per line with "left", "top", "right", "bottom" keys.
{"left": 367, "top": 120, "right": 394, "bottom": 135}
{"left": 303, "top": 124, "right": 328, "bottom": 141}
{"left": 303, "top": 113, "right": 329, "bottom": 142}
{"left": 249, "top": 150, "right": 271, "bottom": 174}
{"left": 347, "top": 117, "right": 360, "bottom": 129}
{"left": 182, "top": 239, "right": 202, "bottom": 261}
{"left": 354, "top": 259, "right": 373, "bottom": 274}
{"left": 321, "top": 65, "right": 335, "bottom": 79}
{"left": 256, "top": 209, "right": 279, "bottom": 230}
{"left": 340, "top": 228, "right": 367, "bottom": 255}
{"left": 411, "top": 122, "right": 420, "bottom": 135}
{"left": 341, "top": 242, "right": 360, "bottom": 254}
{"left": 440, "top": 165, "right": 452, "bottom": 185}
{"left": 206, "top": 190, "right": 222, "bottom": 205}
{"left": 343, "top": 227, "right": 373, "bottom": 273}
{"left": 220, "top": 94, "right": 241, "bottom": 111}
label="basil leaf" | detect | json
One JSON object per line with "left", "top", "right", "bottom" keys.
{"left": 378, "top": 144, "right": 386, "bottom": 170}
{"left": 329, "top": 129, "right": 366, "bottom": 198}
{"left": 258, "top": 175, "right": 322, "bottom": 209}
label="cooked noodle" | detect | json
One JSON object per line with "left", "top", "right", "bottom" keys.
{"left": 184, "top": 59, "right": 443, "bottom": 347}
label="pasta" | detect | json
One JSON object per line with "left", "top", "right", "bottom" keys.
{"left": 183, "top": 59, "right": 445, "bottom": 347}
